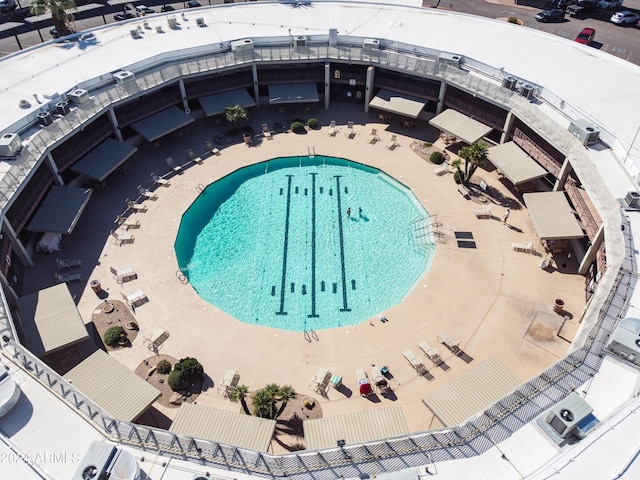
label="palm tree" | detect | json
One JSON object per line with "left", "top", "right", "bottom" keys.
{"left": 252, "top": 389, "right": 273, "bottom": 418}
{"left": 224, "top": 104, "right": 248, "bottom": 129}
{"left": 229, "top": 384, "right": 251, "bottom": 415}
{"left": 458, "top": 143, "right": 489, "bottom": 183}
{"left": 275, "top": 385, "right": 297, "bottom": 419}
{"left": 30, "top": 0, "right": 77, "bottom": 38}
{"left": 450, "top": 158, "right": 463, "bottom": 183}
{"left": 264, "top": 383, "right": 281, "bottom": 418}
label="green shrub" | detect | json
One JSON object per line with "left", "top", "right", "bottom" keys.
{"left": 507, "top": 16, "right": 519, "bottom": 23}
{"left": 104, "top": 326, "right": 125, "bottom": 347}
{"left": 424, "top": 141, "right": 433, "bottom": 147}
{"left": 174, "top": 357, "right": 204, "bottom": 381}
{"left": 156, "top": 359, "right": 171, "bottom": 374}
{"left": 430, "top": 151, "right": 445, "bottom": 165}
{"left": 167, "top": 369, "right": 186, "bottom": 391}
{"left": 290, "top": 121, "right": 306, "bottom": 134}
{"left": 453, "top": 170, "right": 464, "bottom": 184}
{"left": 306, "top": 118, "right": 319, "bottom": 129}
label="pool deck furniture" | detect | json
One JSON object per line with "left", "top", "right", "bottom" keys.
{"left": 386, "top": 135, "right": 399, "bottom": 150}
{"left": 56, "top": 258, "right": 83, "bottom": 269}
{"left": 121, "top": 289, "right": 147, "bottom": 308}
{"left": 137, "top": 185, "right": 157, "bottom": 200}
{"left": 438, "top": 332, "right": 461, "bottom": 352}
{"left": 329, "top": 374, "right": 342, "bottom": 388}
{"left": 370, "top": 364, "right": 390, "bottom": 393}
{"left": 402, "top": 349, "right": 430, "bottom": 377}
{"left": 110, "top": 230, "right": 135, "bottom": 246}
{"left": 142, "top": 327, "right": 169, "bottom": 351}
{"left": 434, "top": 164, "right": 452, "bottom": 176}
{"left": 110, "top": 266, "right": 137, "bottom": 283}
{"left": 473, "top": 204, "right": 493, "bottom": 219}
{"left": 345, "top": 121, "right": 356, "bottom": 139}
{"left": 327, "top": 120, "right": 338, "bottom": 136}
{"left": 165, "top": 156, "right": 183, "bottom": 175}
{"left": 262, "top": 123, "right": 273, "bottom": 140}
{"left": 54, "top": 272, "right": 82, "bottom": 283}
{"left": 457, "top": 184, "right": 471, "bottom": 199}
{"left": 150, "top": 172, "right": 170, "bottom": 187}
{"left": 116, "top": 215, "right": 140, "bottom": 230}
{"left": 125, "top": 199, "right": 147, "bottom": 213}
{"left": 356, "top": 368, "right": 372, "bottom": 397}
{"left": 218, "top": 369, "right": 239, "bottom": 397}
{"left": 309, "top": 368, "right": 332, "bottom": 395}
{"left": 367, "top": 128, "right": 379, "bottom": 144}
{"left": 418, "top": 341, "right": 450, "bottom": 371}
{"left": 513, "top": 241, "right": 534, "bottom": 254}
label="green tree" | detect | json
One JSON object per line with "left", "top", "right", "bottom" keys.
{"left": 224, "top": 104, "right": 248, "bottom": 128}
{"left": 275, "top": 385, "right": 297, "bottom": 418}
{"left": 450, "top": 158, "right": 463, "bottom": 183}
{"left": 30, "top": 0, "right": 77, "bottom": 38}
{"left": 252, "top": 389, "right": 273, "bottom": 418}
{"left": 264, "top": 383, "right": 281, "bottom": 418}
{"left": 229, "top": 384, "right": 251, "bottom": 415}
{"left": 458, "top": 143, "right": 489, "bottom": 183}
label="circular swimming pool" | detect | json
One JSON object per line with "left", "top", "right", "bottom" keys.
{"left": 175, "top": 156, "right": 435, "bottom": 331}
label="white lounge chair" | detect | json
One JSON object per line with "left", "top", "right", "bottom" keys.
{"left": 309, "top": 368, "right": 332, "bottom": 395}
{"left": 418, "top": 341, "right": 449, "bottom": 370}
{"left": 262, "top": 123, "right": 272, "bottom": 140}
{"left": 110, "top": 266, "right": 137, "bottom": 283}
{"left": 125, "top": 198, "right": 147, "bottom": 213}
{"left": 434, "top": 164, "right": 451, "bottom": 176}
{"left": 345, "top": 121, "right": 356, "bottom": 139}
{"left": 370, "top": 364, "right": 390, "bottom": 393}
{"left": 137, "top": 185, "right": 157, "bottom": 200}
{"left": 150, "top": 172, "right": 170, "bottom": 187}
{"left": 402, "top": 349, "right": 429, "bottom": 376}
{"left": 438, "top": 332, "right": 461, "bottom": 352}
{"left": 110, "top": 230, "right": 135, "bottom": 246}
{"left": 166, "top": 156, "right": 183, "bottom": 175}
{"left": 386, "top": 135, "right": 399, "bottom": 150}
{"left": 56, "top": 258, "right": 83, "bottom": 269}
{"left": 54, "top": 272, "right": 82, "bottom": 283}
{"left": 473, "top": 204, "right": 493, "bottom": 219}
{"left": 367, "top": 128, "right": 379, "bottom": 144}
{"left": 356, "top": 368, "right": 373, "bottom": 396}
{"left": 327, "top": 120, "right": 338, "bottom": 136}
{"left": 218, "top": 369, "right": 239, "bottom": 397}
{"left": 143, "top": 327, "right": 169, "bottom": 351}
{"left": 121, "top": 289, "right": 147, "bottom": 308}
{"left": 513, "top": 241, "right": 534, "bottom": 254}
{"left": 116, "top": 215, "right": 140, "bottom": 230}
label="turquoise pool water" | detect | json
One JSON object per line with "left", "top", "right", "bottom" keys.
{"left": 175, "top": 156, "right": 435, "bottom": 332}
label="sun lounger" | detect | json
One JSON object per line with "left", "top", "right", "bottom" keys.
{"left": 513, "top": 241, "right": 534, "bottom": 254}
{"left": 143, "top": 327, "right": 169, "bottom": 351}
{"left": 150, "top": 172, "right": 170, "bottom": 187}
{"left": 438, "top": 332, "right": 461, "bottom": 352}
{"left": 356, "top": 368, "right": 372, "bottom": 396}
{"left": 345, "top": 121, "right": 356, "bottom": 139}
{"left": 166, "top": 156, "right": 182, "bottom": 175}
{"left": 54, "top": 272, "right": 82, "bottom": 283}
{"left": 402, "top": 349, "right": 429, "bottom": 376}
{"left": 367, "top": 128, "right": 379, "bottom": 144}
{"left": 329, "top": 374, "right": 342, "bottom": 388}
{"left": 327, "top": 120, "right": 338, "bottom": 137}
{"left": 110, "top": 230, "right": 135, "bottom": 246}
{"left": 473, "top": 204, "right": 493, "bottom": 219}
{"left": 370, "top": 364, "right": 390, "bottom": 393}
{"left": 125, "top": 198, "right": 147, "bottom": 213}
{"left": 121, "top": 289, "right": 147, "bottom": 308}
{"left": 56, "top": 258, "right": 82, "bottom": 269}
{"left": 434, "top": 164, "right": 451, "bottom": 176}
{"left": 110, "top": 266, "right": 137, "bottom": 283}
{"left": 262, "top": 123, "right": 273, "bottom": 140}
{"left": 386, "top": 135, "right": 399, "bottom": 150}
{"left": 218, "top": 369, "right": 239, "bottom": 397}
{"left": 309, "top": 368, "right": 332, "bottom": 395}
{"left": 137, "top": 185, "right": 157, "bottom": 200}
{"left": 418, "top": 341, "right": 449, "bottom": 370}
{"left": 115, "top": 215, "right": 140, "bottom": 230}
{"left": 457, "top": 184, "right": 471, "bottom": 199}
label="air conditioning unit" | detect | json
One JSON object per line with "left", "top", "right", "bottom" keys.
{"left": 37, "top": 111, "right": 53, "bottom": 126}
{"left": 167, "top": 15, "right": 177, "bottom": 29}
{"left": 72, "top": 441, "right": 139, "bottom": 480}
{"left": 625, "top": 191, "right": 640, "bottom": 208}
{"left": 568, "top": 119, "right": 600, "bottom": 146}
{"left": 196, "top": 17, "right": 205, "bottom": 27}
{"left": 363, "top": 38, "right": 380, "bottom": 50}
{"left": 544, "top": 393, "right": 594, "bottom": 439}
{"left": 502, "top": 75, "right": 518, "bottom": 90}
{"left": 56, "top": 101, "right": 70, "bottom": 115}
{"left": 231, "top": 38, "right": 254, "bottom": 54}
{"left": 519, "top": 83, "right": 535, "bottom": 99}
{"left": 0, "top": 133, "right": 21, "bottom": 157}
{"left": 68, "top": 89, "right": 89, "bottom": 105}
{"left": 294, "top": 35, "right": 307, "bottom": 47}
{"left": 437, "top": 52, "right": 462, "bottom": 69}
{"left": 113, "top": 71, "right": 135, "bottom": 84}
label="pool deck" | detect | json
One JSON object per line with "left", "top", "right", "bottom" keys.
{"left": 23, "top": 104, "right": 586, "bottom": 447}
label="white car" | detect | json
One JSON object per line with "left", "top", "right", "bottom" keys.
{"left": 610, "top": 10, "right": 640, "bottom": 24}
{"left": 597, "top": 0, "right": 622, "bottom": 8}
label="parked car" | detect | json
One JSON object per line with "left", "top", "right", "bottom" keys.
{"left": 610, "top": 10, "right": 640, "bottom": 24}
{"left": 567, "top": 0, "right": 598, "bottom": 16}
{"left": 135, "top": 5, "right": 156, "bottom": 15}
{"left": 160, "top": 4, "right": 175, "bottom": 11}
{"left": 186, "top": 1, "right": 202, "bottom": 7}
{"left": 550, "top": 0, "right": 575, "bottom": 9}
{"left": 575, "top": 27, "right": 596, "bottom": 44}
{"left": 114, "top": 12, "right": 136, "bottom": 21}
{"left": 597, "top": 0, "right": 622, "bottom": 8}
{"left": 535, "top": 9, "right": 566, "bottom": 22}
{"left": 0, "top": 0, "right": 16, "bottom": 13}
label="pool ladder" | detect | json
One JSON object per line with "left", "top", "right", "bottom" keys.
{"left": 308, "top": 146, "right": 315, "bottom": 159}
{"left": 196, "top": 183, "right": 205, "bottom": 193}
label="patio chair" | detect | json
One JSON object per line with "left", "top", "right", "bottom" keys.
{"left": 386, "top": 135, "right": 399, "bottom": 150}
{"left": 56, "top": 258, "right": 83, "bottom": 270}
{"left": 165, "top": 156, "right": 183, "bottom": 175}
{"left": 345, "top": 121, "right": 356, "bottom": 139}
{"left": 125, "top": 198, "right": 147, "bottom": 213}
{"left": 137, "top": 185, "right": 157, "bottom": 200}
{"left": 402, "top": 349, "right": 429, "bottom": 376}
{"left": 54, "top": 272, "right": 82, "bottom": 283}
{"left": 121, "top": 289, "right": 147, "bottom": 308}
{"left": 110, "top": 230, "right": 135, "bottom": 246}
{"left": 438, "top": 332, "right": 461, "bottom": 353}
{"left": 110, "top": 266, "right": 137, "bottom": 283}
{"left": 512, "top": 241, "right": 534, "bottom": 254}
{"left": 262, "top": 123, "right": 273, "bottom": 140}
{"left": 370, "top": 364, "right": 390, "bottom": 393}
{"left": 327, "top": 120, "right": 338, "bottom": 137}
{"left": 150, "top": 172, "right": 170, "bottom": 187}
{"left": 366, "top": 128, "right": 379, "bottom": 144}
{"left": 473, "top": 204, "right": 493, "bottom": 219}
{"left": 218, "top": 369, "right": 239, "bottom": 397}
{"left": 418, "top": 341, "right": 449, "bottom": 370}
{"left": 116, "top": 215, "right": 140, "bottom": 230}
{"left": 309, "top": 368, "right": 332, "bottom": 395}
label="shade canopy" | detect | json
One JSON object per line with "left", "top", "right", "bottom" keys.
{"left": 369, "top": 89, "right": 425, "bottom": 118}
{"left": 65, "top": 350, "right": 161, "bottom": 422}
{"left": 523, "top": 191, "right": 585, "bottom": 240}
{"left": 169, "top": 403, "right": 276, "bottom": 452}
{"left": 16, "top": 283, "right": 89, "bottom": 358}
{"left": 70, "top": 138, "right": 138, "bottom": 182}
{"left": 305, "top": 406, "right": 408, "bottom": 450}
{"left": 429, "top": 109, "right": 493, "bottom": 144}
{"left": 422, "top": 358, "right": 521, "bottom": 427}
{"left": 487, "top": 142, "right": 548, "bottom": 185}
{"left": 131, "top": 106, "right": 194, "bottom": 142}
{"left": 27, "top": 186, "right": 92, "bottom": 234}
{"left": 198, "top": 89, "right": 256, "bottom": 117}
{"left": 268, "top": 83, "right": 319, "bottom": 104}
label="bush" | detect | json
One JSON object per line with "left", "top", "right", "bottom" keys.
{"left": 167, "top": 369, "right": 187, "bottom": 391}
{"left": 290, "top": 121, "right": 306, "bottom": 134}
{"left": 507, "top": 16, "right": 519, "bottom": 23}
{"left": 104, "top": 326, "right": 125, "bottom": 347}
{"left": 174, "top": 357, "right": 204, "bottom": 381}
{"left": 424, "top": 141, "right": 433, "bottom": 147}
{"left": 430, "top": 151, "right": 445, "bottom": 165}
{"left": 156, "top": 359, "right": 171, "bottom": 374}
{"left": 453, "top": 170, "right": 464, "bottom": 184}
{"left": 306, "top": 118, "right": 319, "bottom": 129}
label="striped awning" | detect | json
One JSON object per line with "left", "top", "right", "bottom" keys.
{"left": 523, "top": 191, "right": 585, "bottom": 240}
{"left": 487, "top": 142, "right": 547, "bottom": 185}
{"left": 369, "top": 89, "right": 425, "bottom": 119}
{"left": 429, "top": 109, "right": 492, "bottom": 145}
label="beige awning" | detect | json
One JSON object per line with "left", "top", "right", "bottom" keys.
{"left": 523, "top": 191, "right": 585, "bottom": 240}
{"left": 16, "top": 283, "right": 89, "bottom": 357}
{"left": 65, "top": 350, "right": 161, "bottom": 422}
{"left": 428, "top": 109, "right": 493, "bottom": 145}
{"left": 169, "top": 403, "right": 276, "bottom": 452}
{"left": 421, "top": 358, "right": 520, "bottom": 427}
{"left": 305, "top": 406, "right": 408, "bottom": 450}
{"left": 369, "top": 89, "right": 425, "bottom": 119}
{"left": 487, "top": 142, "right": 548, "bottom": 185}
